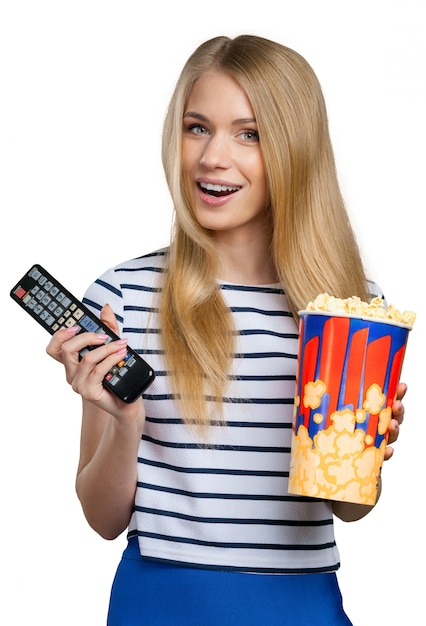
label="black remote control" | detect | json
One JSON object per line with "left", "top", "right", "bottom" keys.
{"left": 10, "top": 264, "right": 155, "bottom": 403}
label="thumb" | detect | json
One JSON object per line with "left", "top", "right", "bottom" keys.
{"left": 100, "top": 303, "right": 120, "bottom": 336}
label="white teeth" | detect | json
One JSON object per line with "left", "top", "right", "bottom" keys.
{"left": 200, "top": 182, "right": 240, "bottom": 192}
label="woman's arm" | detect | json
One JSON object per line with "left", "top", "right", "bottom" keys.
{"left": 76, "top": 398, "right": 144, "bottom": 539}
{"left": 46, "top": 304, "right": 145, "bottom": 539}
{"left": 332, "top": 382, "right": 406, "bottom": 522}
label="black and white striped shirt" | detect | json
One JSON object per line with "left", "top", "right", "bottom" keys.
{"left": 83, "top": 249, "right": 342, "bottom": 574}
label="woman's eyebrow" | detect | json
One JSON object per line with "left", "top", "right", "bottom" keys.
{"left": 183, "top": 111, "right": 207, "bottom": 121}
{"left": 183, "top": 111, "right": 257, "bottom": 125}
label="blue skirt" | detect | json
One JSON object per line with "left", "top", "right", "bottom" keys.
{"left": 107, "top": 538, "right": 353, "bottom": 626}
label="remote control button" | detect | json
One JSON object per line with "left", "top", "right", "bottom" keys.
{"left": 126, "top": 356, "right": 136, "bottom": 368}
{"left": 80, "top": 315, "right": 100, "bottom": 333}
{"left": 14, "top": 286, "right": 26, "bottom": 299}
{"left": 29, "top": 268, "right": 41, "bottom": 281}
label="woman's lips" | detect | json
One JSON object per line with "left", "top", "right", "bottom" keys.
{"left": 198, "top": 181, "right": 241, "bottom": 197}
{"left": 196, "top": 181, "right": 241, "bottom": 206}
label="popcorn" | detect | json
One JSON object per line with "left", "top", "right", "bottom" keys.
{"left": 306, "top": 293, "right": 416, "bottom": 327}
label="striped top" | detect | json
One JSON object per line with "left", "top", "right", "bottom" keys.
{"left": 82, "top": 249, "right": 380, "bottom": 574}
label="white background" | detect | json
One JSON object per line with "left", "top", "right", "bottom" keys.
{"left": 1, "top": 1, "right": 424, "bottom": 624}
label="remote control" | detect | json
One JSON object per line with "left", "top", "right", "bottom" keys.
{"left": 10, "top": 264, "right": 155, "bottom": 403}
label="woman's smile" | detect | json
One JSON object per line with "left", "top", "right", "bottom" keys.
{"left": 196, "top": 178, "right": 242, "bottom": 206}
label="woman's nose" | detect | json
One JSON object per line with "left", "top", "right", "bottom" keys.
{"left": 199, "top": 134, "right": 232, "bottom": 169}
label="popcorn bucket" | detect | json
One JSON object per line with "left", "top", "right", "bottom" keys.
{"left": 288, "top": 311, "right": 411, "bottom": 505}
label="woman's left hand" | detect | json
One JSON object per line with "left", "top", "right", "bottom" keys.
{"left": 384, "top": 382, "right": 407, "bottom": 461}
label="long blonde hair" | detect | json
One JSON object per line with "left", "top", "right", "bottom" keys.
{"left": 160, "top": 35, "right": 369, "bottom": 426}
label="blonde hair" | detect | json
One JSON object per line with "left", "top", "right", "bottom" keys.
{"left": 160, "top": 35, "right": 369, "bottom": 426}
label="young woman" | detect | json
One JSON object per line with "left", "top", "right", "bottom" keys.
{"left": 47, "top": 35, "right": 406, "bottom": 625}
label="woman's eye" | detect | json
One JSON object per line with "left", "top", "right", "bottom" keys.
{"left": 187, "top": 123, "right": 208, "bottom": 135}
{"left": 239, "top": 129, "right": 259, "bottom": 142}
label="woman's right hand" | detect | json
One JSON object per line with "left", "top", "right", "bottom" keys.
{"left": 46, "top": 304, "right": 144, "bottom": 423}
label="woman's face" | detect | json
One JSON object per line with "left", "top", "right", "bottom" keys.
{"left": 181, "top": 70, "right": 269, "bottom": 240}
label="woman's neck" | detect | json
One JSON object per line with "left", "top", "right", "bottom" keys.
{"left": 212, "top": 226, "right": 277, "bottom": 286}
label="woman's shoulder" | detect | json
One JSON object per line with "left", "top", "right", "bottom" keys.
{"left": 95, "top": 247, "right": 169, "bottom": 289}
{"left": 83, "top": 248, "right": 168, "bottom": 312}
{"left": 110, "top": 247, "right": 169, "bottom": 274}
{"left": 366, "top": 278, "right": 385, "bottom": 301}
